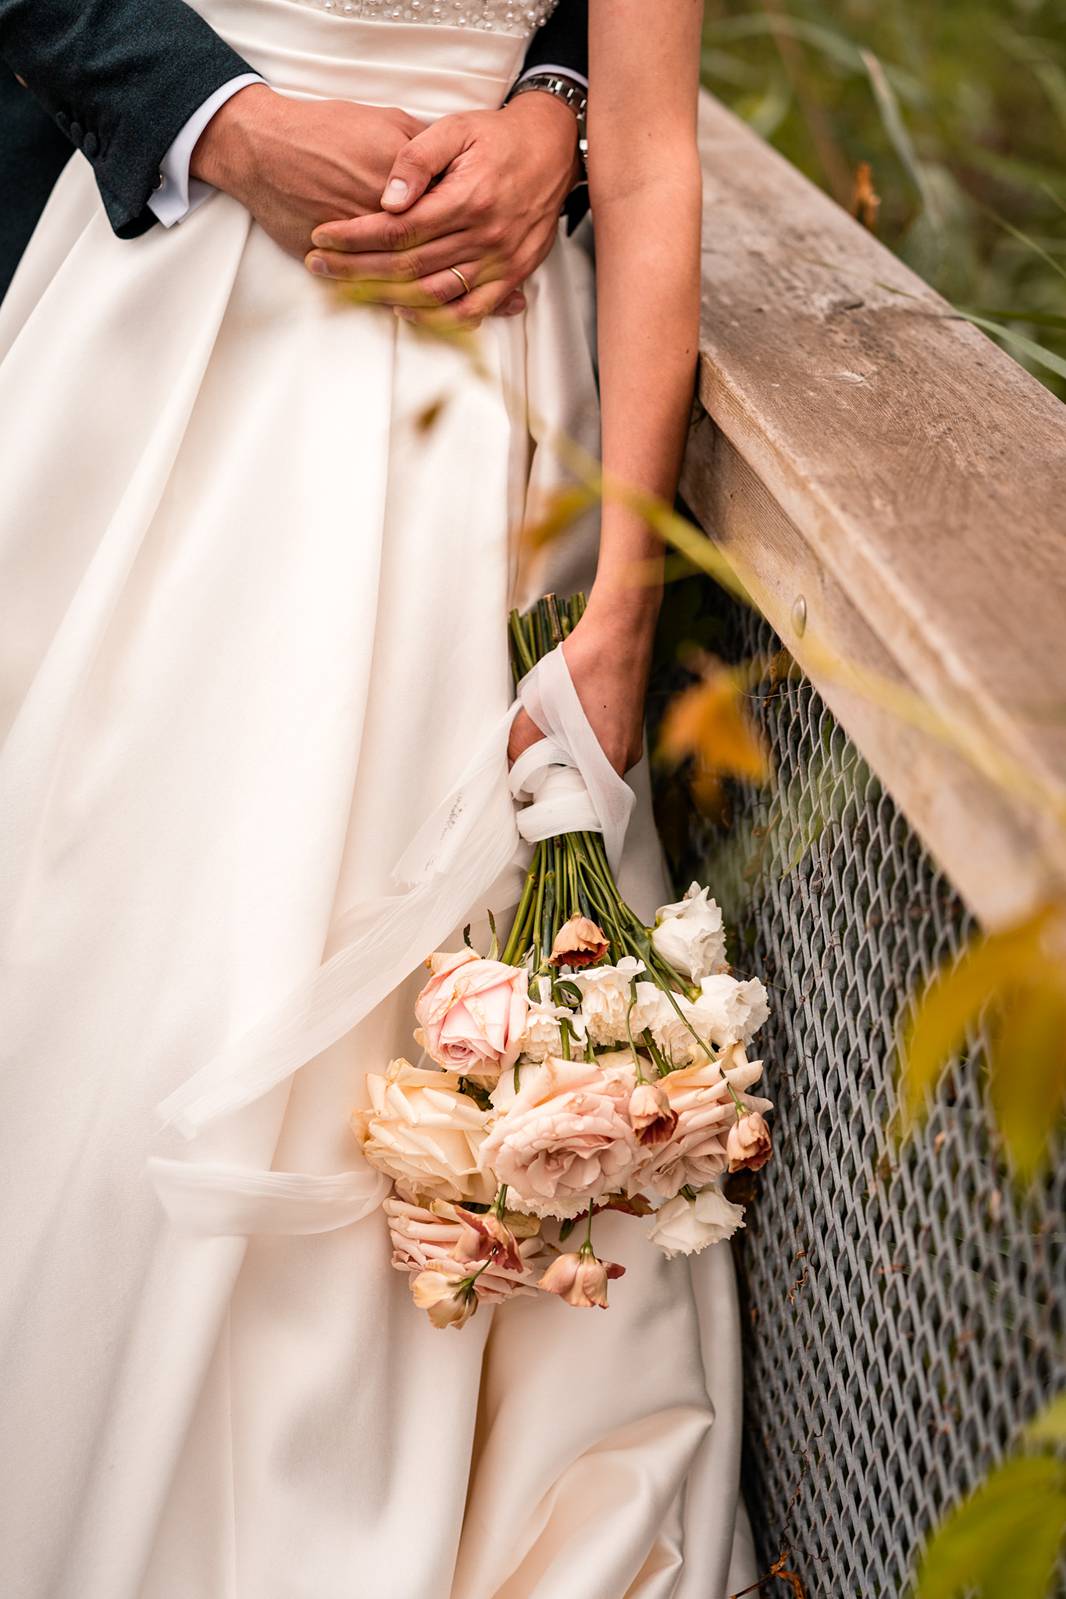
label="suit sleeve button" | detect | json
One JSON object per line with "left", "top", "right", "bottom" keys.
{"left": 69, "top": 120, "right": 83, "bottom": 144}
{"left": 83, "top": 130, "right": 99, "bottom": 157}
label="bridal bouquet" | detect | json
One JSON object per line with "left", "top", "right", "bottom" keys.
{"left": 350, "top": 596, "right": 773, "bottom": 1329}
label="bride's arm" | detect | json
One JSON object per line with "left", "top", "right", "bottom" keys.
{"left": 512, "top": 0, "right": 704, "bottom": 774}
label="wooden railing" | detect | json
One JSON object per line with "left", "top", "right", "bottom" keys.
{"left": 681, "top": 92, "right": 1066, "bottom": 929}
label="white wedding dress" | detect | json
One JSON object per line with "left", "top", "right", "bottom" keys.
{"left": 0, "top": 3, "right": 758, "bottom": 1595}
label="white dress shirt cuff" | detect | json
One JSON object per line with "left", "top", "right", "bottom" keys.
{"left": 513, "top": 64, "right": 588, "bottom": 92}
{"left": 149, "top": 73, "right": 265, "bottom": 228}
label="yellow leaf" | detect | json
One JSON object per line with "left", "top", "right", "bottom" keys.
{"left": 519, "top": 485, "right": 598, "bottom": 554}
{"left": 915, "top": 1454, "right": 1066, "bottom": 1599}
{"left": 414, "top": 396, "right": 448, "bottom": 434}
{"left": 658, "top": 657, "right": 771, "bottom": 800}
{"left": 1025, "top": 1392, "right": 1066, "bottom": 1449}
{"left": 989, "top": 984, "right": 1066, "bottom": 1182}
{"left": 899, "top": 904, "right": 1066, "bottom": 1179}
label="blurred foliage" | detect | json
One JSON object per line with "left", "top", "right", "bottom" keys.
{"left": 912, "top": 1390, "right": 1066, "bottom": 1599}
{"left": 899, "top": 901, "right": 1066, "bottom": 1185}
{"left": 701, "top": 0, "right": 1066, "bottom": 397}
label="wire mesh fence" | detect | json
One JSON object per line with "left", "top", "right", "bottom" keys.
{"left": 657, "top": 585, "right": 1065, "bottom": 1597}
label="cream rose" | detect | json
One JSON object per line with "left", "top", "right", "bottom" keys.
{"left": 651, "top": 882, "right": 727, "bottom": 982}
{"left": 479, "top": 1053, "right": 642, "bottom": 1219}
{"left": 414, "top": 949, "right": 528, "bottom": 1079}
{"left": 352, "top": 1059, "right": 495, "bottom": 1205}
{"left": 647, "top": 1187, "right": 746, "bottom": 1258}
{"left": 633, "top": 1045, "right": 771, "bottom": 1199}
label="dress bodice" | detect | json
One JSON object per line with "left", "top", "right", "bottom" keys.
{"left": 289, "top": 0, "right": 560, "bottom": 34}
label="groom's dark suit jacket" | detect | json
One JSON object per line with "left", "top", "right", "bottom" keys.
{"left": 0, "top": 0, "right": 588, "bottom": 298}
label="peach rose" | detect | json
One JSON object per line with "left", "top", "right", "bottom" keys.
{"left": 549, "top": 916, "right": 609, "bottom": 969}
{"left": 726, "top": 1110, "right": 773, "bottom": 1172}
{"left": 480, "top": 1053, "right": 642, "bottom": 1219}
{"left": 415, "top": 949, "right": 528, "bottom": 1079}
{"left": 539, "top": 1247, "right": 625, "bottom": 1309}
{"left": 633, "top": 1045, "right": 772, "bottom": 1200}
{"left": 351, "top": 1059, "right": 495, "bottom": 1205}
{"left": 411, "top": 1267, "right": 479, "bottom": 1329}
{"left": 628, "top": 1078, "right": 679, "bottom": 1147}
{"left": 386, "top": 1195, "right": 548, "bottom": 1311}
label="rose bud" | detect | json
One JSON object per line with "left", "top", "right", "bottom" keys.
{"left": 453, "top": 1206, "right": 528, "bottom": 1274}
{"left": 410, "top": 1267, "right": 479, "bottom": 1329}
{"left": 548, "top": 916, "right": 610, "bottom": 969}
{"left": 539, "top": 1248, "right": 625, "bottom": 1309}
{"left": 628, "top": 1080, "right": 679, "bottom": 1147}
{"left": 726, "top": 1110, "right": 773, "bottom": 1173}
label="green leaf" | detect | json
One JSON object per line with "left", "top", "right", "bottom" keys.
{"left": 960, "top": 314, "right": 1066, "bottom": 382}
{"left": 861, "top": 48, "right": 944, "bottom": 228}
{"left": 914, "top": 1454, "right": 1066, "bottom": 1599}
{"left": 1025, "top": 1392, "right": 1066, "bottom": 1449}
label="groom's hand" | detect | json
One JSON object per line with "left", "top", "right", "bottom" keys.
{"left": 304, "top": 93, "right": 581, "bottom": 328}
{"left": 191, "top": 83, "right": 426, "bottom": 259}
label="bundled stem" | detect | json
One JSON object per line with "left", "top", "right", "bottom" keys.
{"left": 502, "top": 596, "right": 710, "bottom": 1024}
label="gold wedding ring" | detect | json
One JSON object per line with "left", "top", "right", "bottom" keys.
{"left": 448, "top": 266, "right": 473, "bottom": 297}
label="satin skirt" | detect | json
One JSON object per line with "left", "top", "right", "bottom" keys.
{"left": 0, "top": 5, "right": 757, "bottom": 1595}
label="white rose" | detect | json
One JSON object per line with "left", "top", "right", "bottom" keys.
{"left": 515, "top": 977, "right": 587, "bottom": 1063}
{"left": 647, "top": 1187, "right": 746, "bottom": 1258}
{"left": 572, "top": 957, "right": 646, "bottom": 1046}
{"left": 683, "top": 973, "right": 769, "bottom": 1048}
{"left": 651, "top": 883, "right": 727, "bottom": 982}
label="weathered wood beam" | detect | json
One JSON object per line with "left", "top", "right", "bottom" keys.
{"left": 681, "top": 92, "right": 1066, "bottom": 928}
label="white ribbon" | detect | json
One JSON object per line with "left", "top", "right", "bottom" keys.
{"left": 151, "top": 641, "right": 635, "bottom": 1236}
{"left": 513, "top": 645, "right": 634, "bottom": 874}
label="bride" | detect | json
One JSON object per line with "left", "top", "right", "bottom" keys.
{"left": 0, "top": 1, "right": 758, "bottom": 1595}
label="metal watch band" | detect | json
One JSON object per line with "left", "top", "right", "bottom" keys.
{"left": 508, "top": 72, "right": 589, "bottom": 184}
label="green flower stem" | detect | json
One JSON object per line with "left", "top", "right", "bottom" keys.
{"left": 501, "top": 850, "right": 539, "bottom": 966}
{"left": 532, "top": 841, "right": 547, "bottom": 968}
{"left": 641, "top": 1029, "right": 673, "bottom": 1078}
{"left": 625, "top": 992, "right": 646, "bottom": 1081}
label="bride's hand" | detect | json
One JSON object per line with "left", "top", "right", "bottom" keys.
{"left": 507, "top": 592, "right": 660, "bottom": 778}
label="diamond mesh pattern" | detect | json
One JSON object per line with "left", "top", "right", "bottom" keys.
{"left": 668, "top": 589, "right": 1065, "bottom": 1597}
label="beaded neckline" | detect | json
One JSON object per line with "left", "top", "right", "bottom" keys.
{"left": 288, "top": 0, "right": 560, "bottom": 33}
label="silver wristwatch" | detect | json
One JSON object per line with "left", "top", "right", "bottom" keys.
{"left": 508, "top": 72, "right": 589, "bottom": 187}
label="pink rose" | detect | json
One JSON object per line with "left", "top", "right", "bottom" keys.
{"left": 415, "top": 949, "right": 528, "bottom": 1079}
{"left": 634, "top": 1045, "right": 772, "bottom": 1201}
{"left": 480, "top": 1053, "right": 643, "bottom": 1220}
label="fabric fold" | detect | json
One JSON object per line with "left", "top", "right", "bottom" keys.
{"left": 151, "top": 643, "right": 636, "bottom": 1236}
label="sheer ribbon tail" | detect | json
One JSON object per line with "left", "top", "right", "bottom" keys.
{"left": 149, "top": 1157, "right": 391, "bottom": 1236}
{"left": 155, "top": 703, "right": 522, "bottom": 1142}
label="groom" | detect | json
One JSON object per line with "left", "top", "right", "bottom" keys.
{"left": 0, "top": 0, "right": 588, "bottom": 311}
